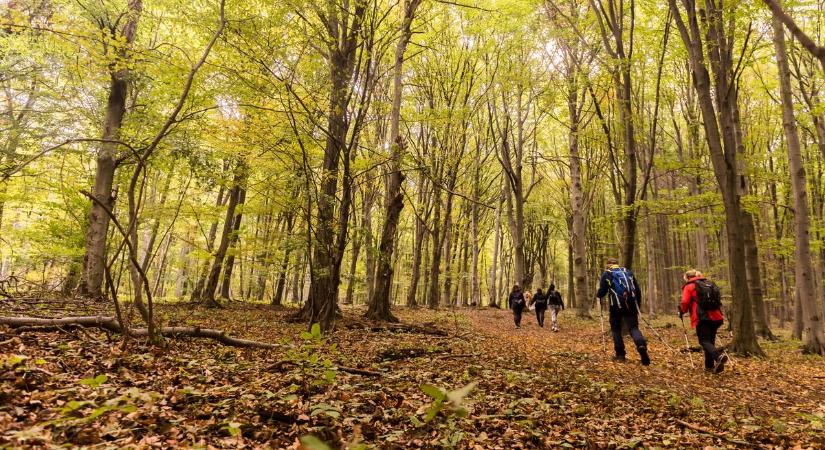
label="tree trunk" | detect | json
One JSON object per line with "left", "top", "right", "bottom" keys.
{"left": 488, "top": 186, "right": 503, "bottom": 307}
{"left": 201, "top": 168, "right": 244, "bottom": 307}
{"left": 219, "top": 187, "right": 246, "bottom": 300}
{"left": 79, "top": 0, "right": 142, "bottom": 298}
{"left": 427, "top": 188, "right": 443, "bottom": 309}
{"left": 772, "top": 11, "right": 825, "bottom": 353}
{"left": 367, "top": 0, "right": 421, "bottom": 322}
{"left": 668, "top": 0, "right": 763, "bottom": 355}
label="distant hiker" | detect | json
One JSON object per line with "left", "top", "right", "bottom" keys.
{"left": 524, "top": 289, "right": 534, "bottom": 311}
{"left": 508, "top": 285, "right": 526, "bottom": 328}
{"left": 596, "top": 257, "right": 650, "bottom": 365}
{"left": 547, "top": 284, "right": 564, "bottom": 332}
{"left": 680, "top": 269, "right": 728, "bottom": 373}
{"left": 531, "top": 288, "right": 548, "bottom": 327}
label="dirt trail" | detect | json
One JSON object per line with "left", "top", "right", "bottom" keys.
{"left": 467, "top": 308, "right": 825, "bottom": 448}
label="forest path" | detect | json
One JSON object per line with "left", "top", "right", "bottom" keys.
{"left": 466, "top": 308, "right": 825, "bottom": 448}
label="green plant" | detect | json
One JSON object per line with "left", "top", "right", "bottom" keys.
{"left": 287, "top": 323, "right": 338, "bottom": 390}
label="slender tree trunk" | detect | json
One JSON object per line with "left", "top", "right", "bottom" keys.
{"left": 219, "top": 188, "right": 246, "bottom": 300}
{"left": 79, "top": 0, "right": 142, "bottom": 298}
{"left": 201, "top": 169, "right": 244, "bottom": 307}
{"left": 488, "top": 186, "right": 503, "bottom": 307}
{"left": 427, "top": 188, "right": 443, "bottom": 309}
{"left": 773, "top": 12, "right": 825, "bottom": 353}
{"left": 367, "top": 0, "right": 421, "bottom": 322}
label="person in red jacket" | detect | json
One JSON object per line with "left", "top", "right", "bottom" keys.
{"left": 680, "top": 269, "right": 728, "bottom": 373}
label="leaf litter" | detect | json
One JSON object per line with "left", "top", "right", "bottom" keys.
{"left": 1, "top": 304, "right": 824, "bottom": 449}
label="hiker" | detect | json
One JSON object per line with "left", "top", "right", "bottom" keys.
{"left": 508, "top": 284, "right": 526, "bottom": 328}
{"left": 679, "top": 269, "right": 728, "bottom": 373}
{"left": 595, "top": 257, "right": 650, "bottom": 365}
{"left": 531, "top": 288, "right": 548, "bottom": 327}
{"left": 547, "top": 284, "right": 564, "bottom": 332}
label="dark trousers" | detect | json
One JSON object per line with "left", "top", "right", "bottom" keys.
{"left": 513, "top": 305, "right": 525, "bottom": 326}
{"left": 535, "top": 307, "right": 546, "bottom": 326}
{"left": 609, "top": 309, "right": 647, "bottom": 357}
{"left": 696, "top": 320, "right": 723, "bottom": 369}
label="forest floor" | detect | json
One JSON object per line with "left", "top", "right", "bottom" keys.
{"left": 1, "top": 299, "right": 824, "bottom": 449}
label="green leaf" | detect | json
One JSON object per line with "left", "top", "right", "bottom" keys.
{"left": 79, "top": 374, "right": 108, "bottom": 388}
{"left": 421, "top": 384, "right": 445, "bottom": 400}
{"left": 299, "top": 435, "right": 332, "bottom": 450}
{"left": 409, "top": 415, "right": 424, "bottom": 427}
{"left": 446, "top": 381, "right": 477, "bottom": 405}
{"left": 310, "top": 323, "right": 322, "bottom": 339}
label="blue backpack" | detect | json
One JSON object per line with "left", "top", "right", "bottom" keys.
{"left": 608, "top": 268, "right": 637, "bottom": 309}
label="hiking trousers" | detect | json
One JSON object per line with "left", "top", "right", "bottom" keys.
{"left": 696, "top": 320, "right": 723, "bottom": 369}
{"left": 535, "top": 306, "right": 546, "bottom": 327}
{"left": 513, "top": 304, "right": 525, "bottom": 327}
{"left": 609, "top": 309, "right": 647, "bottom": 358}
{"left": 549, "top": 305, "right": 561, "bottom": 330}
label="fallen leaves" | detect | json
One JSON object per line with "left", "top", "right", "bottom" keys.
{"left": 1, "top": 304, "right": 824, "bottom": 448}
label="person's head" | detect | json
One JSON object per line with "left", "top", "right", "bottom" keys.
{"left": 512, "top": 284, "right": 521, "bottom": 292}
{"left": 606, "top": 257, "right": 619, "bottom": 268}
{"left": 536, "top": 288, "right": 544, "bottom": 295}
{"left": 549, "top": 283, "right": 556, "bottom": 291}
{"left": 683, "top": 269, "right": 703, "bottom": 281}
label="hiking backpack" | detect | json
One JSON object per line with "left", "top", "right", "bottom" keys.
{"left": 608, "top": 268, "right": 637, "bottom": 309}
{"left": 692, "top": 279, "right": 722, "bottom": 312}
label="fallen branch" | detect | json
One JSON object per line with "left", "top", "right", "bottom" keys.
{"left": 379, "top": 347, "right": 449, "bottom": 361}
{"left": 266, "top": 360, "right": 382, "bottom": 377}
{"left": 338, "top": 366, "right": 382, "bottom": 377}
{"left": 675, "top": 419, "right": 755, "bottom": 447}
{"left": 0, "top": 316, "right": 279, "bottom": 350}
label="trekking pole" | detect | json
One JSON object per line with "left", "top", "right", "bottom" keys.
{"left": 635, "top": 299, "right": 678, "bottom": 354}
{"left": 597, "top": 298, "right": 606, "bottom": 354}
{"left": 679, "top": 314, "right": 696, "bottom": 368}
{"left": 714, "top": 330, "right": 736, "bottom": 367}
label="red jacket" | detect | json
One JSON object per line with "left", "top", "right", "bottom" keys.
{"left": 680, "top": 277, "right": 724, "bottom": 327}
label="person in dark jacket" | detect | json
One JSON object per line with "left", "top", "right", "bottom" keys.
{"left": 531, "top": 288, "right": 548, "bottom": 327}
{"left": 508, "top": 285, "right": 526, "bottom": 328}
{"left": 595, "top": 257, "right": 650, "bottom": 365}
{"left": 680, "top": 269, "right": 728, "bottom": 373}
{"left": 547, "top": 284, "right": 564, "bottom": 332}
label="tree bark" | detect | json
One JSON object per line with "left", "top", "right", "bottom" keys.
{"left": 367, "top": 0, "right": 421, "bottom": 322}
{"left": 200, "top": 168, "right": 244, "bottom": 307}
{"left": 772, "top": 11, "right": 825, "bottom": 353}
{"left": 79, "top": 0, "right": 143, "bottom": 297}
{"left": 219, "top": 187, "right": 246, "bottom": 300}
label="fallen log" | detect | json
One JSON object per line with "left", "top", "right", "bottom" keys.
{"left": 0, "top": 316, "right": 279, "bottom": 350}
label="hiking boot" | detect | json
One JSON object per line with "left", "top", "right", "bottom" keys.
{"left": 612, "top": 355, "right": 626, "bottom": 362}
{"left": 713, "top": 354, "right": 728, "bottom": 374}
{"left": 638, "top": 345, "right": 651, "bottom": 366}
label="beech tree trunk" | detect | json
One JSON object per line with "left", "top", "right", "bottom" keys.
{"left": 219, "top": 188, "right": 246, "bottom": 300}
{"left": 367, "top": 0, "right": 421, "bottom": 322}
{"left": 668, "top": 0, "right": 763, "bottom": 355}
{"left": 200, "top": 168, "right": 244, "bottom": 307}
{"left": 772, "top": 11, "right": 825, "bottom": 353}
{"left": 79, "top": 0, "right": 143, "bottom": 297}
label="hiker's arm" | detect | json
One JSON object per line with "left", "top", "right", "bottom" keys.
{"left": 633, "top": 275, "right": 642, "bottom": 305}
{"left": 559, "top": 293, "right": 564, "bottom": 309}
{"left": 680, "top": 285, "right": 692, "bottom": 314}
{"left": 595, "top": 273, "right": 609, "bottom": 299}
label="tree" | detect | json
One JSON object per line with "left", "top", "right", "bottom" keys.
{"left": 79, "top": 0, "right": 143, "bottom": 298}
{"left": 667, "top": 0, "right": 763, "bottom": 355}
{"left": 771, "top": 7, "right": 825, "bottom": 354}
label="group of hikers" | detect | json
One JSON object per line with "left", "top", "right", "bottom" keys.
{"left": 508, "top": 257, "right": 729, "bottom": 374}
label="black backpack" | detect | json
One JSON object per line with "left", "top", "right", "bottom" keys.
{"left": 692, "top": 279, "right": 722, "bottom": 311}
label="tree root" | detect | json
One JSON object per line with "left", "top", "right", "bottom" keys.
{"left": 0, "top": 316, "right": 279, "bottom": 350}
